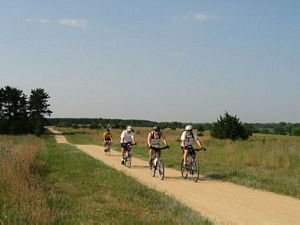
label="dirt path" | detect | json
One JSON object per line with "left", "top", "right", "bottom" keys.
{"left": 49, "top": 128, "right": 300, "bottom": 225}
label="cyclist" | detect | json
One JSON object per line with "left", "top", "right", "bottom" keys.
{"left": 180, "top": 125, "right": 204, "bottom": 167}
{"left": 120, "top": 126, "right": 136, "bottom": 164}
{"left": 147, "top": 126, "right": 168, "bottom": 166}
{"left": 103, "top": 128, "right": 113, "bottom": 152}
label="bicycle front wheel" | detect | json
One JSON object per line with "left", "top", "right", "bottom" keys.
{"left": 125, "top": 157, "right": 131, "bottom": 168}
{"left": 157, "top": 159, "right": 164, "bottom": 180}
{"left": 181, "top": 159, "right": 188, "bottom": 179}
{"left": 191, "top": 160, "right": 200, "bottom": 182}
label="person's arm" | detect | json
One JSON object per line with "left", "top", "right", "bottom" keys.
{"left": 120, "top": 131, "right": 124, "bottom": 143}
{"left": 180, "top": 132, "right": 185, "bottom": 147}
{"left": 131, "top": 135, "right": 136, "bottom": 145}
{"left": 147, "top": 133, "right": 151, "bottom": 147}
{"left": 196, "top": 138, "right": 203, "bottom": 148}
{"left": 161, "top": 133, "right": 168, "bottom": 146}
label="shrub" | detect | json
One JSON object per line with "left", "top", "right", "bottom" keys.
{"left": 210, "top": 112, "right": 251, "bottom": 141}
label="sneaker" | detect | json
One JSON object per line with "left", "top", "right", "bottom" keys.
{"left": 121, "top": 159, "right": 125, "bottom": 165}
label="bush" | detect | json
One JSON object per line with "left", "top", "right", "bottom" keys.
{"left": 210, "top": 112, "right": 251, "bottom": 141}
{"left": 292, "top": 127, "right": 300, "bottom": 136}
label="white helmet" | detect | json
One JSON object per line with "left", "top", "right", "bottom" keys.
{"left": 185, "top": 125, "right": 193, "bottom": 131}
{"left": 126, "top": 125, "right": 132, "bottom": 131}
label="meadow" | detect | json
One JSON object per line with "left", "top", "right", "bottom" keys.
{"left": 0, "top": 133, "right": 211, "bottom": 225}
{"left": 57, "top": 127, "right": 300, "bottom": 198}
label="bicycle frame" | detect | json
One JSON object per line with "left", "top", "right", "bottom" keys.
{"left": 149, "top": 146, "right": 169, "bottom": 180}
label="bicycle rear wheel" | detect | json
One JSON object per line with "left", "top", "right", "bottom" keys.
{"left": 191, "top": 160, "right": 200, "bottom": 182}
{"left": 157, "top": 159, "right": 164, "bottom": 180}
{"left": 181, "top": 159, "right": 188, "bottom": 179}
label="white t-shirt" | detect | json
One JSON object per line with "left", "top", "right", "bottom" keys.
{"left": 180, "top": 131, "right": 197, "bottom": 146}
{"left": 120, "top": 130, "right": 134, "bottom": 143}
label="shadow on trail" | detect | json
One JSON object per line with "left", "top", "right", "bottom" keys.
{"left": 205, "top": 173, "right": 227, "bottom": 180}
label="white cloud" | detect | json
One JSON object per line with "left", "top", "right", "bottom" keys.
{"left": 178, "top": 13, "right": 220, "bottom": 22}
{"left": 25, "top": 18, "right": 50, "bottom": 24}
{"left": 58, "top": 19, "right": 87, "bottom": 28}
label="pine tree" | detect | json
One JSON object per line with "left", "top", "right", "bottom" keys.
{"left": 28, "top": 88, "right": 52, "bottom": 136}
{"left": 0, "top": 86, "right": 28, "bottom": 134}
{"left": 210, "top": 112, "right": 251, "bottom": 141}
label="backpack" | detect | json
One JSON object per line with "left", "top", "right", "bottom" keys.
{"left": 185, "top": 131, "right": 194, "bottom": 141}
{"left": 150, "top": 131, "right": 161, "bottom": 139}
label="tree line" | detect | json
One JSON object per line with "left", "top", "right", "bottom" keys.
{"left": 49, "top": 114, "right": 300, "bottom": 141}
{"left": 0, "top": 86, "right": 52, "bottom": 135}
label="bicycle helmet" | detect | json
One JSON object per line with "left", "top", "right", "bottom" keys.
{"left": 127, "top": 126, "right": 132, "bottom": 131}
{"left": 185, "top": 125, "right": 193, "bottom": 131}
{"left": 153, "top": 126, "right": 160, "bottom": 131}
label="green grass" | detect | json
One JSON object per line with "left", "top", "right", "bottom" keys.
{"left": 55, "top": 127, "right": 300, "bottom": 199}
{"left": 38, "top": 136, "right": 211, "bottom": 225}
{"left": 1, "top": 134, "right": 212, "bottom": 224}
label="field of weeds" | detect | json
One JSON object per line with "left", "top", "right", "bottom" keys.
{"left": 57, "top": 127, "right": 300, "bottom": 198}
{"left": 0, "top": 135, "right": 51, "bottom": 225}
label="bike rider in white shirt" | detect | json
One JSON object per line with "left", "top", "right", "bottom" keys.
{"left": 120, "top": 126, "right": 136, "bottom": 164}
{"left": 180, "top": 125, "right": 204, "bottom": 167}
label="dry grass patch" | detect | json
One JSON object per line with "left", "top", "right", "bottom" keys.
{"left": 0, "top": 135, "right": 51, "bottom": 225}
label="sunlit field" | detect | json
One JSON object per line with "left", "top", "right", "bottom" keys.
{"left": 0, "top": 135, "right": 51, "bottom": 224}
{"left": 57, "top": 127, "right": 300, "bottom": 198}
{"left": 0, "top": 133, "right": 211, "bottom": 224}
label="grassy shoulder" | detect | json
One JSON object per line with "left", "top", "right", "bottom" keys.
{"left": 56, "top": 127, "right": 300, "bottom": 199}
{"left": 38, "top": 136, "right": 211, "bottom": 225}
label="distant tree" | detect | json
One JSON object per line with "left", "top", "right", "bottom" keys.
{"left": 210, "top": 112, "right": 251, "bottom": 141}
{"left": 0, "top": 86, "right": 28, "bottom": 134}
{"left": 194, "top": 124, "right": 205, "bottom": 132}
{"left": 272, "top": 125, "right": 287, "bottom": 135}
{"left": 291, "top": 127, "right": 300, "bottom": 136}
{"left": 28, "top": 88, "right": 52, "bottom": 136}
{"left": 260, "top": 128, "right": 271, "bottom": 134}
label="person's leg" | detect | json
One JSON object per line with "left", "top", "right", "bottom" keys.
{"left": 148, "top": 148, "right": 154, "bottom": 165}
{"left": 121, "top": 144, "right": 125, "bottom": 164}
{"left": 183, "top": 149, "right": 188, "bottom": 165}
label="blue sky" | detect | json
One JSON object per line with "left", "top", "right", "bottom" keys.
{"left": 0, "top": 0, "right": 299, "bottom": 123}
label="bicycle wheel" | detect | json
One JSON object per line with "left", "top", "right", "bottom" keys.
{"left": 157, "top": 159, "right": 164, "bottom": 180}
{"left": 181, "top": 159, "right": 188, "bottom": 179}
{"left": 152, "top": 163, "right": 156, "bottom": 177}
{"left": 191, "top": 160, "right": 200, "bottom": 182}
{"left": 125, "top": 156, "right": 131, "bottom": 168}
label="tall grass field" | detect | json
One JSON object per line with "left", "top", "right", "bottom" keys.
{"left": 57, "top": 127, "right": 300, "bottom": 198}
{"left": 0, "top": 134, "right": 211, "bottom": 225}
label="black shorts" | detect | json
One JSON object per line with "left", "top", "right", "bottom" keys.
{"left": 104, "top": 138, "right": 111, "bottom": 141}
{"left": 150, "top": 146, "right": 161, "bottom": 153}
{"left": 184, "top": 146, "right": 195, "bottom": 156}
{"left": 121, "top": 142, "right": 131, "bottom": 149}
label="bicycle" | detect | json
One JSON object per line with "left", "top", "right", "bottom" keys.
{"left": 122, "top": 143, "right": 136, "bottom": 168}
{"left": 149, "top": 145, "right": 169, "bottom": 180}
{"left": 181, "top": 146, "right": 206, "bottom": 182}
{"left": 104, "top": 140, "right": 111, "bottom": 156}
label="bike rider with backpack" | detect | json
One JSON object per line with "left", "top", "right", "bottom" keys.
{"left": 181, "top": 125, "right": 204, "bottom": 167}
{"left": 120, "top": 126, "right": 136, "bottom": 165}
{"left": 147, "top": 126, "right": 168, "bottom": 166}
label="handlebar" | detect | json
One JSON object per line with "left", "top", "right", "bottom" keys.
{"left": 195, "top": 147, "right": 206, "bottom": 151}
{"left": 149, "top": 145, "right": 170, "bottom": 150}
